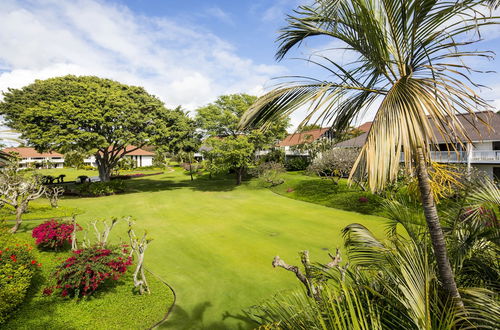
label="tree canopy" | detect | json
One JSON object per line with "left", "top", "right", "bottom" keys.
{"left": 195, "top": 93, "right": 290, "bottom": 150}
{"left": 0, "top": 75, "right": 187, "bottom": 181}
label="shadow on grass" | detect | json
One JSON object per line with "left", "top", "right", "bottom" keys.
{"left": 123, "top": 172, "right": 249, "bottom": 194}
{"left": 161, "top": 302, "right": 256, "bottom": 330}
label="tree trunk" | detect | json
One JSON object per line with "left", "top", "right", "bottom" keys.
{"left": 236, "top": 167, "right": 243, "bottom": 185}
{"left": 11, "top": 205, "right": 24, "bottom": 233}
{"left": 97, "top": 162, "right": 111, "bottom": 182}
{"left": 415, "top": 149, "right": 463, "bottom": 308}
{"left": 188, "top": 154, "right": 194, "bottom": 181}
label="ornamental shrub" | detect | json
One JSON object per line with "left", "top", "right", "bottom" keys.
{"left": 32, "top": 219, "right": 82, "bottom": 250}
{"left": 285, "top": 157, "right": 310, "bottom": 171}
{"left": 0, "top": 229, "right": 40, "bottom": 324}
{"left": 75, "top": 180, "right": 126, "bottom": 197}
{"left": 45, "top": 245, "right": 132, "bottom": 297}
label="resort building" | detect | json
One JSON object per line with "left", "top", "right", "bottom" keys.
{"left": 2, "top": 147, "right": 64, "bottom": 168}
{"left": 336, "top": 111, "right": 500, "bottom": 180}
{"left": 2, "top": 146, "right": 154, "bottom": 169}
{"left": 278, "top": 128, "right": 334, "bottom": 156}
{"left": 83, "top": 146, "right": 154, "bottom": 168}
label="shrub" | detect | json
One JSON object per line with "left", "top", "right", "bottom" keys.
{"left": 306, "top": 148, "right": 359, "bottom": 184}
{"left": 75, "top": 180, "right": 126, "bottom": 197}
{"left": 285, "top": 157, "right": 310, "bottom": 171}
{"left": 45, "top": 245, "right": 132, "bottom": 298}
{"left": 32, "top": 219, "right": 82, "bottom": 250}
{"left": 259, "top": 149, "right": 285, "bottom": 164}
{"left": 0, "top": 230, "right": 40, "bottom": 324}
{"left": 252, "top": 162, "right": 286, "bottom": 187}
{"left": 329, "top": 191, "right": 383, "bottom": 215}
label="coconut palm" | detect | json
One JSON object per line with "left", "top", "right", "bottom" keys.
{"left": 240, "top": 0, "right": 499, "bottom": 305}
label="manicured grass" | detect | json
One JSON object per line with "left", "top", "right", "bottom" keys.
{"left": 3, "top": 234, "right": 173, "bottom": 329}
{"left": 270, "top": 171, "right": 385, "bottom": 216}
{"left": 0, "top": 203, "right": 80, "bottom": 222}
{"left": 6, "top": 169, "right": 388, "bottom": 329}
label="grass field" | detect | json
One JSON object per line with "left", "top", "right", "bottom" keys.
{"left": 6, "top": 168, "right": 388, "bottom": 329}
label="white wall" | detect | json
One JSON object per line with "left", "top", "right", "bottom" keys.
{"left": 474, "top": 164, "right": 494, "bottom": 179}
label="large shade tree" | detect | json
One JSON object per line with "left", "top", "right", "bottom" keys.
{"left": 240, "top": 0, "right": 498, "bottom": 307}
{"left": 0, "top": 75, "right": 187, "bottom": 181}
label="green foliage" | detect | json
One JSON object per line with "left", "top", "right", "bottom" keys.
{"left": 0, "top": 229, "right": 39, "bottom": 325}
{"left": 45, "top": 245, "right": 132, "bottom": 298}
{"left": 75, "top": 180, "right": 126, "bottom": 197}
{"left": 116, "top": 157, "right": 136, "bottom": 171}
{"left": 259, "top": 148, "right": 285, "bottom": 164}
{"left": 63, "top": 151, "right": 86, "bottom": 169}
{"left": 203, "top": 136, "right": 255, "bottom": 184}
{"left": 0, "top": 75, "right": 187, "bottom": 181}
{"left": 252, "top": 162, "right": 286, "bottom": 187}
{"left": 196, "top": 94, "right": 258, "bottom": 137}
{"left": 307, "top": 148, "right": 359, "bottom": 183}
{"left": 195, "top": 94, "right": 289, "bottom": 150}
{"left": 285, "top": 156, "right": 310, "bottom": 171}
{"left": 2, "top": 235, "right": 173, "bottom": 329}
{"left": 249, "top": 219, "right": 499, "bottom": 329}
{"left": 271, "top": 172, "right": 384, "bottom": 215}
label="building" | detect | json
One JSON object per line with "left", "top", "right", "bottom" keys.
{"left": 336, "top": 111, "right": 500, "bottom": 180}
{"left": 83, "top": 146, "right": 154, "bottom": 167}
{"left": 277, "top": 128, "right": 333, "bottom": 156}
{"left": 2, "top": 146, "right": 154, "bottom": 169}
{"left": 3, "top": 147, "right": 64, "bottom": 168}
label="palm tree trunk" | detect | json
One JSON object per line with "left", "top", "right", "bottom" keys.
{"left": 415, "top": 149, "right": 463, "bottom": 307}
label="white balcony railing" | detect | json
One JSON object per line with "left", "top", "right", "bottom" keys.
{"left": 429, "top": 150, "right": 500, "bottom": 163}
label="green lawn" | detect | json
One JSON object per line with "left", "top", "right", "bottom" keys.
{"left": 7, "top": 168, "right": 388, "bottom": 329}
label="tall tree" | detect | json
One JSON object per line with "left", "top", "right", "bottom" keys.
{"left": 0, "top": 75, "right": 186, "bottom": 181}
{"left": 203, "top": 136, "right": 254, "bottom": 185}
{"left": 196, "top": 93, "right": 289, "bottom": 150}
{"left": 240, "top": 0, "right": 498, "bottom": 306}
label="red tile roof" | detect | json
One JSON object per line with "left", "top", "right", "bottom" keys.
{"left": 120, "top": 146, "right": 154, "bottom": 156}
{"left": 2, "top": 147, "right": 64, "bottom": 158}
{"left": 279, "top": 128, "right": 330, "bottom": 147}
{"left": 357, "top": 122, "right": 372, "bottom": 132}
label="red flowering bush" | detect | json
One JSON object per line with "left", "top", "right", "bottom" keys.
{"left": 1, "top": 229, "right": 40, "bottom": 324}
{"left": 44, "top": 245, "right": 132, "bottom": 297}
{"left": 32, "top": 219, "right": 82, "bottom": 250}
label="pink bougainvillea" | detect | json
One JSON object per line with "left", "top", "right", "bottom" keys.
{"left": 44, "top": 245, "right": 132, "bottom": 297}
{"left": 32, "top": 219, "right": 82, "bottom": 250}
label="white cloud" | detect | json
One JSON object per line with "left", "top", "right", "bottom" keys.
{"left": 0, "top": 0, "right": 287, "bottom": 112}
{"left": 205, "top": 6, "right": 233, "bottom": 25}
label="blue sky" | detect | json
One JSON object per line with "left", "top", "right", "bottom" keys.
{"left": 0, "top": 0, "right": 499, "bottom": 138}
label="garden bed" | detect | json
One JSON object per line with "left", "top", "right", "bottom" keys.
{"left": 111, "top": 172, "right": 164, "bottom": 180}
{"left": 2, "top": 232, "right": 174, "bottom": 329}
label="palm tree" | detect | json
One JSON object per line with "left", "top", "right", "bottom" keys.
{"left": 240, "top": 0, "right": 498, "bottom": 306}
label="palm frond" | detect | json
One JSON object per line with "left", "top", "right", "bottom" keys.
{"left": 240, "top": 0, "right": 498, "bottom": 192}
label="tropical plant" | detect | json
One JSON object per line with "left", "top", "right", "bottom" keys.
{"left": 239, "top": 0, "right": 499, "bottom": 304}
{"left": 307, "top": 148, "right": 359, "bottom": 184}
{"left": 253, "top": 162, "right": 286, "bottom": 187}
{"left": 44, "top": 245, "right": 132, "bottom": 298}
{"left": 32, "top": 219, "right": 82, "bottom": 250}
{"left": 0, "top": 229, "right": 40, "bottom": 325}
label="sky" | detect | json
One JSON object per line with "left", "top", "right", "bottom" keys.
{"left": 0, "top": 0, "right": 500, "bottom": 144}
